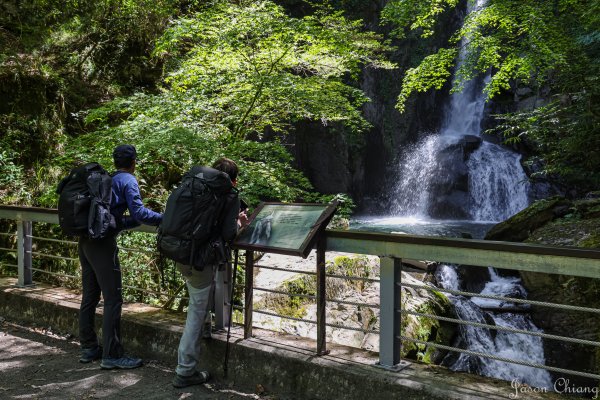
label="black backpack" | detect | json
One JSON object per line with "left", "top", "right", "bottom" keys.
{"left": 57, "top": 162, "right": 115, "bottom": 239}
{"left": 157, "top": 165, "right": 235, "bottom": 269}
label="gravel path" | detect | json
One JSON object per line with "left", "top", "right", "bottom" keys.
{"left": 0, "top": 317, "right": 262, "bottom": 400}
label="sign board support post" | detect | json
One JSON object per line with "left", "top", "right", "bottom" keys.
{"left": 316, "top": 235, "right": 329, "bottom": 356}
{"left": 17, "top": 220, "right": 33, "bottom": 287}
{"left": 244, "top": 250, "right": 254, "bottom": 339}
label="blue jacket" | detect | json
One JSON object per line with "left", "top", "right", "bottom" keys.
{"left": 111, "top": 171, "right": 162, "bottom": 230}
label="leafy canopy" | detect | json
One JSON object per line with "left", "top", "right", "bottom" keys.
{"left": 382, "top": 0, "right": 588, "bottom": 111}
{"left": 151, "top": 0, "right": 394, "bottom": 140}
{"left": 382, "top": 0, "right": 600, "bottom": 191}
{"left": 74, "top": 0, "right": 392, "bottom": 210}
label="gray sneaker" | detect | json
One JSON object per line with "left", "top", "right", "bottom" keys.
{"left": 79, "top": 346, "right": 102, "bottom": 363}
{"left": 100, "top": 356, "right": 143, "bottom": 370}
{"left": 172, "top": 370, "right": 210, "bottom": 388}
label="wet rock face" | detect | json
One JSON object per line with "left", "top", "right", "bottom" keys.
{"left": 454, "top": 265, "right": 490, "bottom": 294}
{"left": 426, "top": 135, "right": 482, "bottom": 219}
{"left": 484, "top": 196, "right": 572, "bottom": 242}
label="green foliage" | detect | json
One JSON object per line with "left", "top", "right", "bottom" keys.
{"left": 383, "top": 0, "right": 593, "bottom": 111}
{"left": 69, "top": 0, "right": 394, "bottom": 208}
{"left": 0, "top": 150, "right": 26, "bottom": 204}
{"left": 381, "top": 0, "right": 460, "bottom": 39}
{"left": 152, "top": 0, "right": 394, "bottom": 140}
{"left": 490, "top": 85, "right": 600, "bottom": 191}
{"left": 396, "top": 47, "right": 457, "bottom": 112}
{"left": 485, "top": 0, "right": 600, "bottom": 192}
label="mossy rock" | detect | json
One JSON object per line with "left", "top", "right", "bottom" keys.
{"left": 573, "top": 198, "right": 600, "bottom": 219}
{"left": 255, "top": 274, "right": 316, "bottom": 319}
{"left": 525, "top": 217, "right": 600, "bottom": 248}
{"left": 485, "top": 196, "right": 572, "bottom": 242}
{"left": 400, "top": 277, "right": 455, "bottom": 363}
{"left": 256, "top": 255, "right": 378, "bottom": 320}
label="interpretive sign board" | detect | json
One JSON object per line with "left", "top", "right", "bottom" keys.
{"left": 233, "top": 201, "right": 338, "bottom": 257}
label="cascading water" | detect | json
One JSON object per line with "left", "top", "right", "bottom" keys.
{"left": 436, "top": 265, "right": 553, "bottom": 388}
{"left": 391, "top": 0, "right": 529, "bottom": 221}
{"left": 387, "top": 0, "right": 552, "bottom": 389}
{"left": 468, "top": 142, "right": 530, "bottom": 221}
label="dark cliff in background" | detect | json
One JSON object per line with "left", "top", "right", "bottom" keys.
{"left": 285, "top": 0, "right": 466, "bottom": 211}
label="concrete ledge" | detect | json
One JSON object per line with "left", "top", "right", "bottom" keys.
{"left": 0, "top": 276, "right": 562, "bottom": 399}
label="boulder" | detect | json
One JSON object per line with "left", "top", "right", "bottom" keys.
{"left": 484, "top": 196, "right": 572, "bottom": 242}
{"left": 252, "top": 253, "right": 456, "bottom": 360}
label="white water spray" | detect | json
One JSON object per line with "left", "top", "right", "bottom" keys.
{"left": 393, "top": 0, "right": 551, "bottom": 388}
{"left": 436, "top": 265, "right": 553, "bottom": 388}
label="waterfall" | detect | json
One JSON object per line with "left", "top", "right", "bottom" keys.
{"left": 436, "top": 265, "right": 554, "bottom": 388}
{"left": 468, "top": 142, "right": 530, "bottom": 221}
{"left": 391, "top": 0, "right": 530, "bottom": 222}
{"left": 388, "top": 0, "right": 552, "bottom": 390}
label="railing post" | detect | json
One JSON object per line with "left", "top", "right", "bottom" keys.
{"left": 316, "top": 236, "right": 329, "bottom": 355}
{"left": 379, "top": 256, "right": 401, "bottom": 368}
{"left": 214, "top": 261, "right": 230, "bottom": 329}
{"left": 17, "top": 220, "right": 33, "bottom": 287}
{"left": 244, "top": 250, "right": 254, "bottom": 339}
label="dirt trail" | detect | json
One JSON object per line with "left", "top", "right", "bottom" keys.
{"left": 0, "top": 317, "right": 263, "bottom": 400}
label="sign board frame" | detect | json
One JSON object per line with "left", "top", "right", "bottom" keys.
{"left": 233, "top": 201, "right": 338, "bottom": 258}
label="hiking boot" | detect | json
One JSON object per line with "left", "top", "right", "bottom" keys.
{"left": 172, "top": 370, "right": 210, "bottom": 388}
{"left": 79, "top": 346, "right": 102, "bottom": 363}
{"left": 202, "top": 322, "right": 212, "bottom": 339}
{"left": 100, "top": 356, "right": 143, "bottom": 370}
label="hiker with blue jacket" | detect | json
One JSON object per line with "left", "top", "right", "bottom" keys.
{"left": 171, "top": 157, "right": 248, "bottom": 388}
{"left": 79, "top": 144, "right": 162, "bottom": 369}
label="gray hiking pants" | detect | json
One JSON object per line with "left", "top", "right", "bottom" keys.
{"left": 175, "top": 263, "right": 217, "bottom": 377}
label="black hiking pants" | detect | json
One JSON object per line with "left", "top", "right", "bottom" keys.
{"left": 78, "top": 235, "right": 124, "bottom": 359}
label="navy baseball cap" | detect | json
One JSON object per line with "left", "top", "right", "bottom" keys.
{"left": 113, "top": 144, "right": 137, "bottom": 161}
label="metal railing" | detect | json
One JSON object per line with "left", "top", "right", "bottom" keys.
{"left": 1, "top": 205, "right": 600, "bottom": 385}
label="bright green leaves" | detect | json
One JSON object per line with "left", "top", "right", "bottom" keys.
{"left": 385, "top": 0, "right": 589, "bottom": 112}
{"left": 75, "top": 0, "right": 394, "bottom": 206}
{"left": 153, "top": 0, "right": 392, "bottom": 140}
{"left": 382, "top": 0, "right": 460, "bottom": 39}
{"left": 490, "top": 84, "right": 600, "bottom": 190}
{"left": 397, "top": 48, "right": 457, "bottom": 112}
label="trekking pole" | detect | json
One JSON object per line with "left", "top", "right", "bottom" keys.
{"left": 223, "top": 249, "right": 239, "bottom": 379}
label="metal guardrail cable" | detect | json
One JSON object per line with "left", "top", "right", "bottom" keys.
{"left": 0, "top": 263, "right": 18, "bottom": 268}
{"left": 401, "top": 281, "right": 600, "bottom": 314}
{"left": 252, "top": 308, "right": 377, "bottom": 334}
{"left": 253, "top": 308, "right": 317, "bottom": 325}
{"left": 325, "top": 321, "right": 379, "bottom": 334}
{"left": 325, "top": 273, "right": 380, "bottom": 283}
{"left": 253, "top": 286, "right": 316, "bottom": 300}
{"left": 122, "top": 284, "right": 188, "bottom": 300}
{"left": 326, "top": 297, "right": 380, "bottom": 309}
{"left": 119, "top": 246, "right": 156, "bottom": 255}
{"left": 254, "top": 264, "right": 380, "bottom": 283}
{"left": 28, "top": 236, "right": 78, "bottom": 246}
{"left": 0, "top": 232, "right": 16, "bottom": 237}
{"left": 400, "top": 309, "right": 600, "bottom": 347}
{"left": 399, "top": 336, "right": 600, "bottom": 380}
{"left": 0, "top": 247, "right": 17, "bottom": 252}
{"left": 31, "top": 268, "right": 78, "bottom": 280}
{"left": 30, "top": 251, "right": 79, "bottom": 262}
{"left": 254, "top": 264, "right": 316, "bottom": 275}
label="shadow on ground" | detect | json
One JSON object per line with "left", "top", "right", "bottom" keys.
{"left": 0, "top": 318, "right": 262, "bottom": 400}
